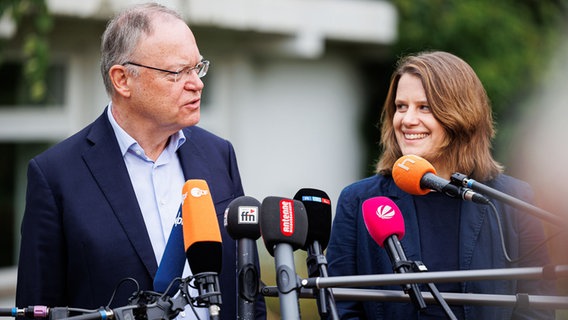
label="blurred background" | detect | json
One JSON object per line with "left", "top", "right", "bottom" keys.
{"left": 1, "top": 0, "right": 567, "bottom": 318}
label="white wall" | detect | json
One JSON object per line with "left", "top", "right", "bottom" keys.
{"left": 1, "top": 0, "right": 394, "bottom": 310}
{"left": 200, "top": 53, "right": 365, "bottom": 205}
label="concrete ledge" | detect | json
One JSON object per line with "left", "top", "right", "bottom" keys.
{"left": 46, "top": 0, "right": 397, "bottom": 45}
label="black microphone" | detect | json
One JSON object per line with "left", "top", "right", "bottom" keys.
{"left": 293, "top": 188, "right": 332, "bottom": 252}
{"left": 224, "top": 196, "right": 262, "bottom": 320}
{"left": 293, "top": 188, "right": 338, "bottom": 320}
{"left": 392, "top": 154, "right": 490, "bottom": 205}
{"left": 182, "top": 180, "right": 223, "bottom": 320}
{"left": 260, "top": 196, "right": 308, "bottom": 320}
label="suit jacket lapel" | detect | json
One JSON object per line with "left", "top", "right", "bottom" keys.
{"left": 459, "top": 200, "right": 488, "bottom": 271}
{"left": 82, "top": 112, "right": 158, "bottom": 278}
{"left": 178, "top": 127, "right": 212, "bottom": 182}
{"left": 385, "top": 178, "right": 490, "bottom": 272}
{"left": 384, "top": 182, "right": 422, "bottom": 264}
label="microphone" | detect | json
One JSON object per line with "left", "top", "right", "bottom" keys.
{"left": 224, "top": 196, "right": 262, "bottom": 319}
{"left": 293, "top": 188, "right": 332, "bottom": 252}
{"left": 392, "top": 154, "right": 490, "bottom": 205}
{"left": 260, "top": 196, "right": 308, "bottom": 320}
{"left": 182, "top": 179, "right": 223, "bottom": 320}
{"left": 293, "top": 188, "right": 338, "bottom": 319}
{"left": 362, "top": 196, "right": 427, "bottom": 310}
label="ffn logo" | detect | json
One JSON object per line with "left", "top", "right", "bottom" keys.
{"left": 238, "top": 206, "right": 258, "bottom": 224}
{"left": 376, "top": 205, "right": 396, "bottom": 220}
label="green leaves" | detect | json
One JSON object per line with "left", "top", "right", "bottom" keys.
{"left": 0, "top": 0, "right": 52, "bottom": 102}
{"left": 391, "top": 0, "right": 568, "bottom": 162}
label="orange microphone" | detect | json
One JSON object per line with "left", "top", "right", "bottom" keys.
{"left": 182, "top": 179, "right": 223, "bottom": 274}
{"left": 392, "top": 154, "right": 436, "bottom": 195}
{"left": 182, "top": 179, "right": 223, "bottom": 319}
{"left": 392, "top": 155, "right": 490, "bottom": 204}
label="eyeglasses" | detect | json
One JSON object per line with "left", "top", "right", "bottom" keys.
{"left": 123, "top": 60, "right": 210, "bottom": 82}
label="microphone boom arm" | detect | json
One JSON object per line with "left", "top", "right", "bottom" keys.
{"left": 450, "top": 173, "right": 565, "bottom": 227}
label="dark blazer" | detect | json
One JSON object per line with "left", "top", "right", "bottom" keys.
{"left": 16, "top": 109, "right": 265, "bottom": 319}
{"left": 326, "top": 174, "right": 555, "bottom": 320}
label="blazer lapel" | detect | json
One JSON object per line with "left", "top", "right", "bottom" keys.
{"left": 458, "top": 201, "right": 488, "bottom": 271}
{"left": 384, "top": 182, "right": 423, "bottom": 264}
{"left": 177, "top": 127, "right": 212, "bottom": 182}
{"left": 82, "top": 112, "right": 158, "bottom": 277}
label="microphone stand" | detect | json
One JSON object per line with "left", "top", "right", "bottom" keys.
{"left": 384, "top": 236, "right": 427, "bottom": 311}
{"left": 261, "top": 286, "right": 568, "bottom": 309}
{"left": 3, "top": 275, "right": 228, "bottom": 320}
{"left": 410, "top": 261, "right": 457, "bottom": 320}
{"left": 324, "top": 288, "right": 568, "bottom": 309}
{"left": 384, "top": 238, "right": 456, "bottom": 319}
{"left": 274, "top": 243, "right": 302, "bottom": 320}
{"left": 306, "top": 241, "right": 339, "bottom": 320}
{"left": 301, "top": 265, "right": 568, "bottom": 288}
{"left": 191, "top": 272, "right": 222, "bottom": 320}
{"left": 237, "top": 238, "right": 259, "bottom": 320}
{"left": 450, "top": 173, "right": 565, "bottom": 227}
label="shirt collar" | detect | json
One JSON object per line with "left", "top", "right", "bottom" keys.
{"left": 107, "top": 103, "right": 186, "bottom": 157}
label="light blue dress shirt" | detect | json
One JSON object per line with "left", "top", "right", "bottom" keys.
{"left": 107, "top": 104, "right": 208, "bottom": 319}
{"left": 107, "top": 104, "right": 186, "bottom": 263}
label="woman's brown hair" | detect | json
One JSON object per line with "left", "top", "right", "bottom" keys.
{"left": 376, "top": 51, "right": 503, "bottom": 181}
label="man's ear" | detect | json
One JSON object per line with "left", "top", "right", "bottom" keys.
{"left": 109, "top": 65, "right": 131, "bottom": 98}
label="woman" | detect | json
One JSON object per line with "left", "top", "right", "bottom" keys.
{"left": 326, "top": 51, "right": 554, "bottom": 319}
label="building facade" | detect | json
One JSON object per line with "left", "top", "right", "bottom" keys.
{"left": 0, "top": 0, "right": 397, "bottom": 311}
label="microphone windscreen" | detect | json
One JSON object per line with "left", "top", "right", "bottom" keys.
{"left": 182, "top": 179, "right": 222, "bottom": 274}
{"left": 224, "top": 196, "right": 261, "bottom": 240}
{"left": 259, "top": 196, "right": 308, "bottom": 257}
{"left": 362, "top": 196, "right": 405, "bottom": 247}
{"left": 293, "top": 188, "right": 332, "bottom": 251}
{"left": 392, "top": 154, "right": 436, "bottom": 195}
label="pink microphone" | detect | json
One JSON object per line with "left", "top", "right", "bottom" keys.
{"left": 362, "top": 196, "right": 426, "bottom": 310}
{"left": 362, "top": 196, "right": 405, "bottom": 247}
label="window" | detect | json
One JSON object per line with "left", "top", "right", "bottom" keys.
{"left": 0, "top": 61, "right": 66, "bottom": 107}
{"left": 0, "top": 143, "right": 15, "bottom": 266}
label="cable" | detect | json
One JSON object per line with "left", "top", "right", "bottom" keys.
{"left": 105, "top": 277, "right": 140, "bottom": 308}
{"left": 160, "top": 277, "right": 183, "bottom": 299}
{"left": 487, "top": 201, "right": 563, "bottom": 264}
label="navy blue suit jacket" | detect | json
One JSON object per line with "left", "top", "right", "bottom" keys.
{"left": 16, "top": 109, "right": 265, "bottom": 319}
{"left": 327, "top": 174, "right": 555, "bottom": 320}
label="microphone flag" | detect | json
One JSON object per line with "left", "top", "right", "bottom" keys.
{"left": 153, "top": 203, "right": 186, "bottom": 295}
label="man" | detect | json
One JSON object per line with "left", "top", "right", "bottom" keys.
{"left": 16, "top": 3, "right": 265, "bottom": 319}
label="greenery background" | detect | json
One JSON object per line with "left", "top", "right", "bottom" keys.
{"left": 361, "top": 0, "right": 568, "bottom": 175}
{"left": 2, "top": 0, "right": 568, "bottom": 318}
